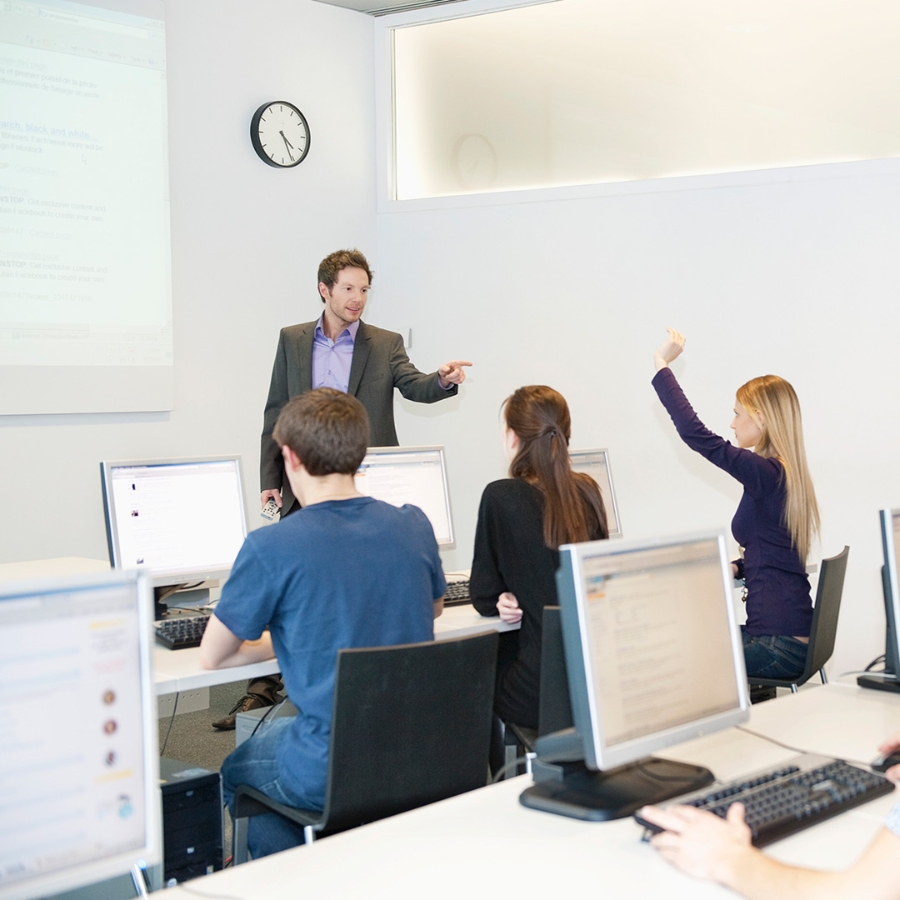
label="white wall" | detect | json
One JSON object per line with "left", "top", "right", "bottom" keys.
{"left": 3, "top": 0, "right": 896, "bottom": 683}
{"left": 0, "top": 0, "right": 376, "bottom": 563}
{"left": 376, "top": 159, "right": 900, "bottom": 678}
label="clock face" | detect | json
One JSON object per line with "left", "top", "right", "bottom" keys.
{"left": 454, "top": 134, "right": 498, "bottom": 190}
{"left": 251, "top": 101, "right": 310, "bottom": 168}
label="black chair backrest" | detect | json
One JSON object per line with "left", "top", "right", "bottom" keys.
{"left": 538, "top": 606, "right": 574, "bottom": 737}
{"left": 321, "top": 631, "right": 498, "bottom": 833}
{"left": 804, "top": 546, "right": 850, "bottom": 679}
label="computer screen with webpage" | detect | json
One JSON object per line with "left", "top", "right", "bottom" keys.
{"left": 354, "top": 446, "right": 455, "bottom": 548}
{"left": 101, "top": 456, "right": 247, "bottom": 589}
{"left": 522, "top": 531, "right": 749, "bottom": 820}
{"left": 859, "top": 509, "right": 900, "bottom": 694}
{"left": 0, "top": 571, "right": 160, "bottom": 900}
{"left": 570, "top": 534, "right": 747, "bottom": 766}
{"left": 569, "top": 448, "right": 622, "bottom": 537}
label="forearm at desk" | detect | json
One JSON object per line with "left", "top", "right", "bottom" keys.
{"left": 198, "top": 616, "right": 275, "bottom": 670}
{"left": 717, "top": 829, "right": 900, "bottom": 900}
{"left": 472, "top": 598, "right": 500, "bottom": 617}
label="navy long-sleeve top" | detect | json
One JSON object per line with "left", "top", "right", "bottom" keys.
{"left": 652, "top": 367, "right": 812, "bottom": 637}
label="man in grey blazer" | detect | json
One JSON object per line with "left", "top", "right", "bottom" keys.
{"left": 213, "top": 250, "right": 469, "bottom": 730}
{"left": 259, "top": 248, "right": 471, "bottom": 518}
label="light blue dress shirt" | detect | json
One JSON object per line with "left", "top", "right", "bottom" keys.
{"left": 311, "top": 315, "right": 359, "bottom": 393}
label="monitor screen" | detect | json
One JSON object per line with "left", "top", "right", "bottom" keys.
{"left": 569, "top": 448, "right": 622, "bottom": 537}
{"left": 354, "top": 446, "right": 455, "bottom": 549}
{"left": 0, "top": 571, "right": 161, "bottom": 900}
{"left": 522, "top": 532, "right": 748, "bottom": 819}
{"left": 101, "top": 456, "right": 248, "bottom": 588}
{"left": 858, "top": 509, "right": 900, "bottom": 693}
{"left": 557, "top": 532, "right": 748, "bottom": 772}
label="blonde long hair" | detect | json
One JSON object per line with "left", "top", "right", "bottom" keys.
{"left": 736, "top": 375, "right": 819, "bottom": 562}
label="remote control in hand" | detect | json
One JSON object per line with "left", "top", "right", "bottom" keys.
{"left": 260, "top": 498, "right": 281, "bottom": 522}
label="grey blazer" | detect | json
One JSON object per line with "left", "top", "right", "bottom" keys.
{"left": 260, "top": 319, "right": 457, "bottom": 514}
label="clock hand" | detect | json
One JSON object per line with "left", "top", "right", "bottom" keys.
{"left": 279, "top": 130, "right": 295, "bottom": 161}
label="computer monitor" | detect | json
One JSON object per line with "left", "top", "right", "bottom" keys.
{"left": 0, "top": 571, "right": 161, "bottom": 900}
{"left": 858, "top": 509, "right": 900, "bottom": 694}
{"left": 100, "top": 456, "right": 248, "bottom": 605}
{"left": 569, "top": 448, "right": 622, "bottom": 537}
{"left": 521, "top": 531, "right": 750, "bottom": 820}
{"left": 354, "top": 446, "right": 455, "bottom": 549}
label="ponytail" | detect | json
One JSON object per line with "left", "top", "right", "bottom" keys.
{"left": 505, "top": 386, "right": 608, "bottom": 549}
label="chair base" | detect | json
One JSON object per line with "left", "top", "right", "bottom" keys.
{"left": 749, "top": 684, "right": 778, "bottom": 704}
{"left": 492, "top": 717, "right": 536, "bottom": 780}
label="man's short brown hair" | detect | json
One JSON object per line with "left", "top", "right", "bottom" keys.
{"left": 317, "top": 249, "right": 373, "bottom": 300}
{"left": 273, "top": 388, "right": 369, "bottom": 476}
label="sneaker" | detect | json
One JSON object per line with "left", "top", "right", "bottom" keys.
{"left": 212, "top": 693, "right": 271, "bottom": 731}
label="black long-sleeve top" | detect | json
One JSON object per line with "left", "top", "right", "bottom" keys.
{"left": 471, "top": 478, "right": 605, "bottom": 728}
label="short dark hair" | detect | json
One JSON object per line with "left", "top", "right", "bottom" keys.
{"left": 273, "top": 388, "right": 369, "bottom": 476}
{"left": 317, "top": 249, "right": 373, "bottom": 301}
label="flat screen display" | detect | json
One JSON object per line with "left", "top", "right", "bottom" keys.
{"left": 569, "top": 448, "right": 622, "bottom": 537}
{"left": 101, "top": 456, "right": 247, "bottom": 588}
{"left": 0, "top": 571, "right": 160, "bottom": 900}
{"left": 354, "top": 446, "right": 455, "bottom": 548}
{"left": 557, "top": 531, "right": 749, "bottom": 771}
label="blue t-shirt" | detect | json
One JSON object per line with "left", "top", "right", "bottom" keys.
{"left": 214, "top": 496, "right": 445, "bottom": 808}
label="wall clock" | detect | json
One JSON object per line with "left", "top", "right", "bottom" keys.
{"left": 250, "top": 101, "right": 310, "bottom": 168}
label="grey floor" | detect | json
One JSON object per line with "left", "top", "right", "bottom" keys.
{"left": 159, "top": 681, "right": 247, "bottom": 770}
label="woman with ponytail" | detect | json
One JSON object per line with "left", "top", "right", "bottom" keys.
{"left": 652, "top": 329, "right": 820, "bottom": 680}
{"left": 471, "top": 385, "right": 608, "bottom": 734}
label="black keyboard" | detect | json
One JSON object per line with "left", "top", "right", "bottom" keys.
{"left": 444, "top": 579, "right": 471, "bottom": 606}
{"left": 155, "top": 614, "right": 211, "bottom": 650}
{"left": 635, "top": 753, "right": 894, "bottom": 847}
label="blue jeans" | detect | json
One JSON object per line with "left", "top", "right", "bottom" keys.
{"left": 742, "top": 628, "right": 808, "bottom": 680}
{"left": 221, "top": 717, "right": 313, "bottom": 859}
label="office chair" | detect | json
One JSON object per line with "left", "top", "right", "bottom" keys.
{"left": 496, "top": 606, "right": 573, "bottom": 778}
{"left": 232, "top": 631, "right": 498, "bottom": 863}
{"left": 750, "top": 545, "right": 850, "bottom": 695}
{"left": 537, "top": 606, "right": 574, "bottom": 736}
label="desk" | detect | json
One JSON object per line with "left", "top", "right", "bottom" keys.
{"left": 153, "top": 603, "right": 515, "bottom": 695}
{"left": 161, "top": 684, "right": 900, "bottom": 899}
{"left": 0, "top": 556, "right": 109, "bottom": 580}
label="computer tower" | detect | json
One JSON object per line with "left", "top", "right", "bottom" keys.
{"left": 159, "top": 757, "right": 224, "bottom": 886}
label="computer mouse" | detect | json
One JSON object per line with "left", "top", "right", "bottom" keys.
{"left": 871, "top": 751, "right": 900, "bottom": 773}
{"left": 633, "top": 812, "right": 665, "bottom": 840}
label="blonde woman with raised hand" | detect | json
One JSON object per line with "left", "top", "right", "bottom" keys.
{"left": 652, "top": 329, "right": 820, "bottom": 680}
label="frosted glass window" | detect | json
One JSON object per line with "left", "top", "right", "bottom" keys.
{"left": 393, "top": 0, "right": 900, "bottom": 199}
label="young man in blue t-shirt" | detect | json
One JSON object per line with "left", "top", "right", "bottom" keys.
{"left": 199, "top": 388, "right": 446, "bottom": 858}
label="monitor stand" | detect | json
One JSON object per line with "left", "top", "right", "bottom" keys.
{"left": 858, "top": 673, "right": 900, "bottom": 694}
{"left": 858, "top": 566, "right": 900, "bottom": 694}
{"left": 520, "top": 757, "right": 714, "bottom": 821}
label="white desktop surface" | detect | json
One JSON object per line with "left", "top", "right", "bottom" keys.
{"left": 162, "top": 684, "right": 900, "bottom": 900}
{"left": 739, "top": 681, "right": 900, "bottom": 763}
{"left": 153, "top": 603, "right": 516, "bottom": 695}
{"left": 0, "top": 556, "right": 109, "bottom": 580}
{"left": 433, "top": 602, "right": 519, "bottom": 639}
{"left": 153, "top": 646, "right": 281, "bottom": 695}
